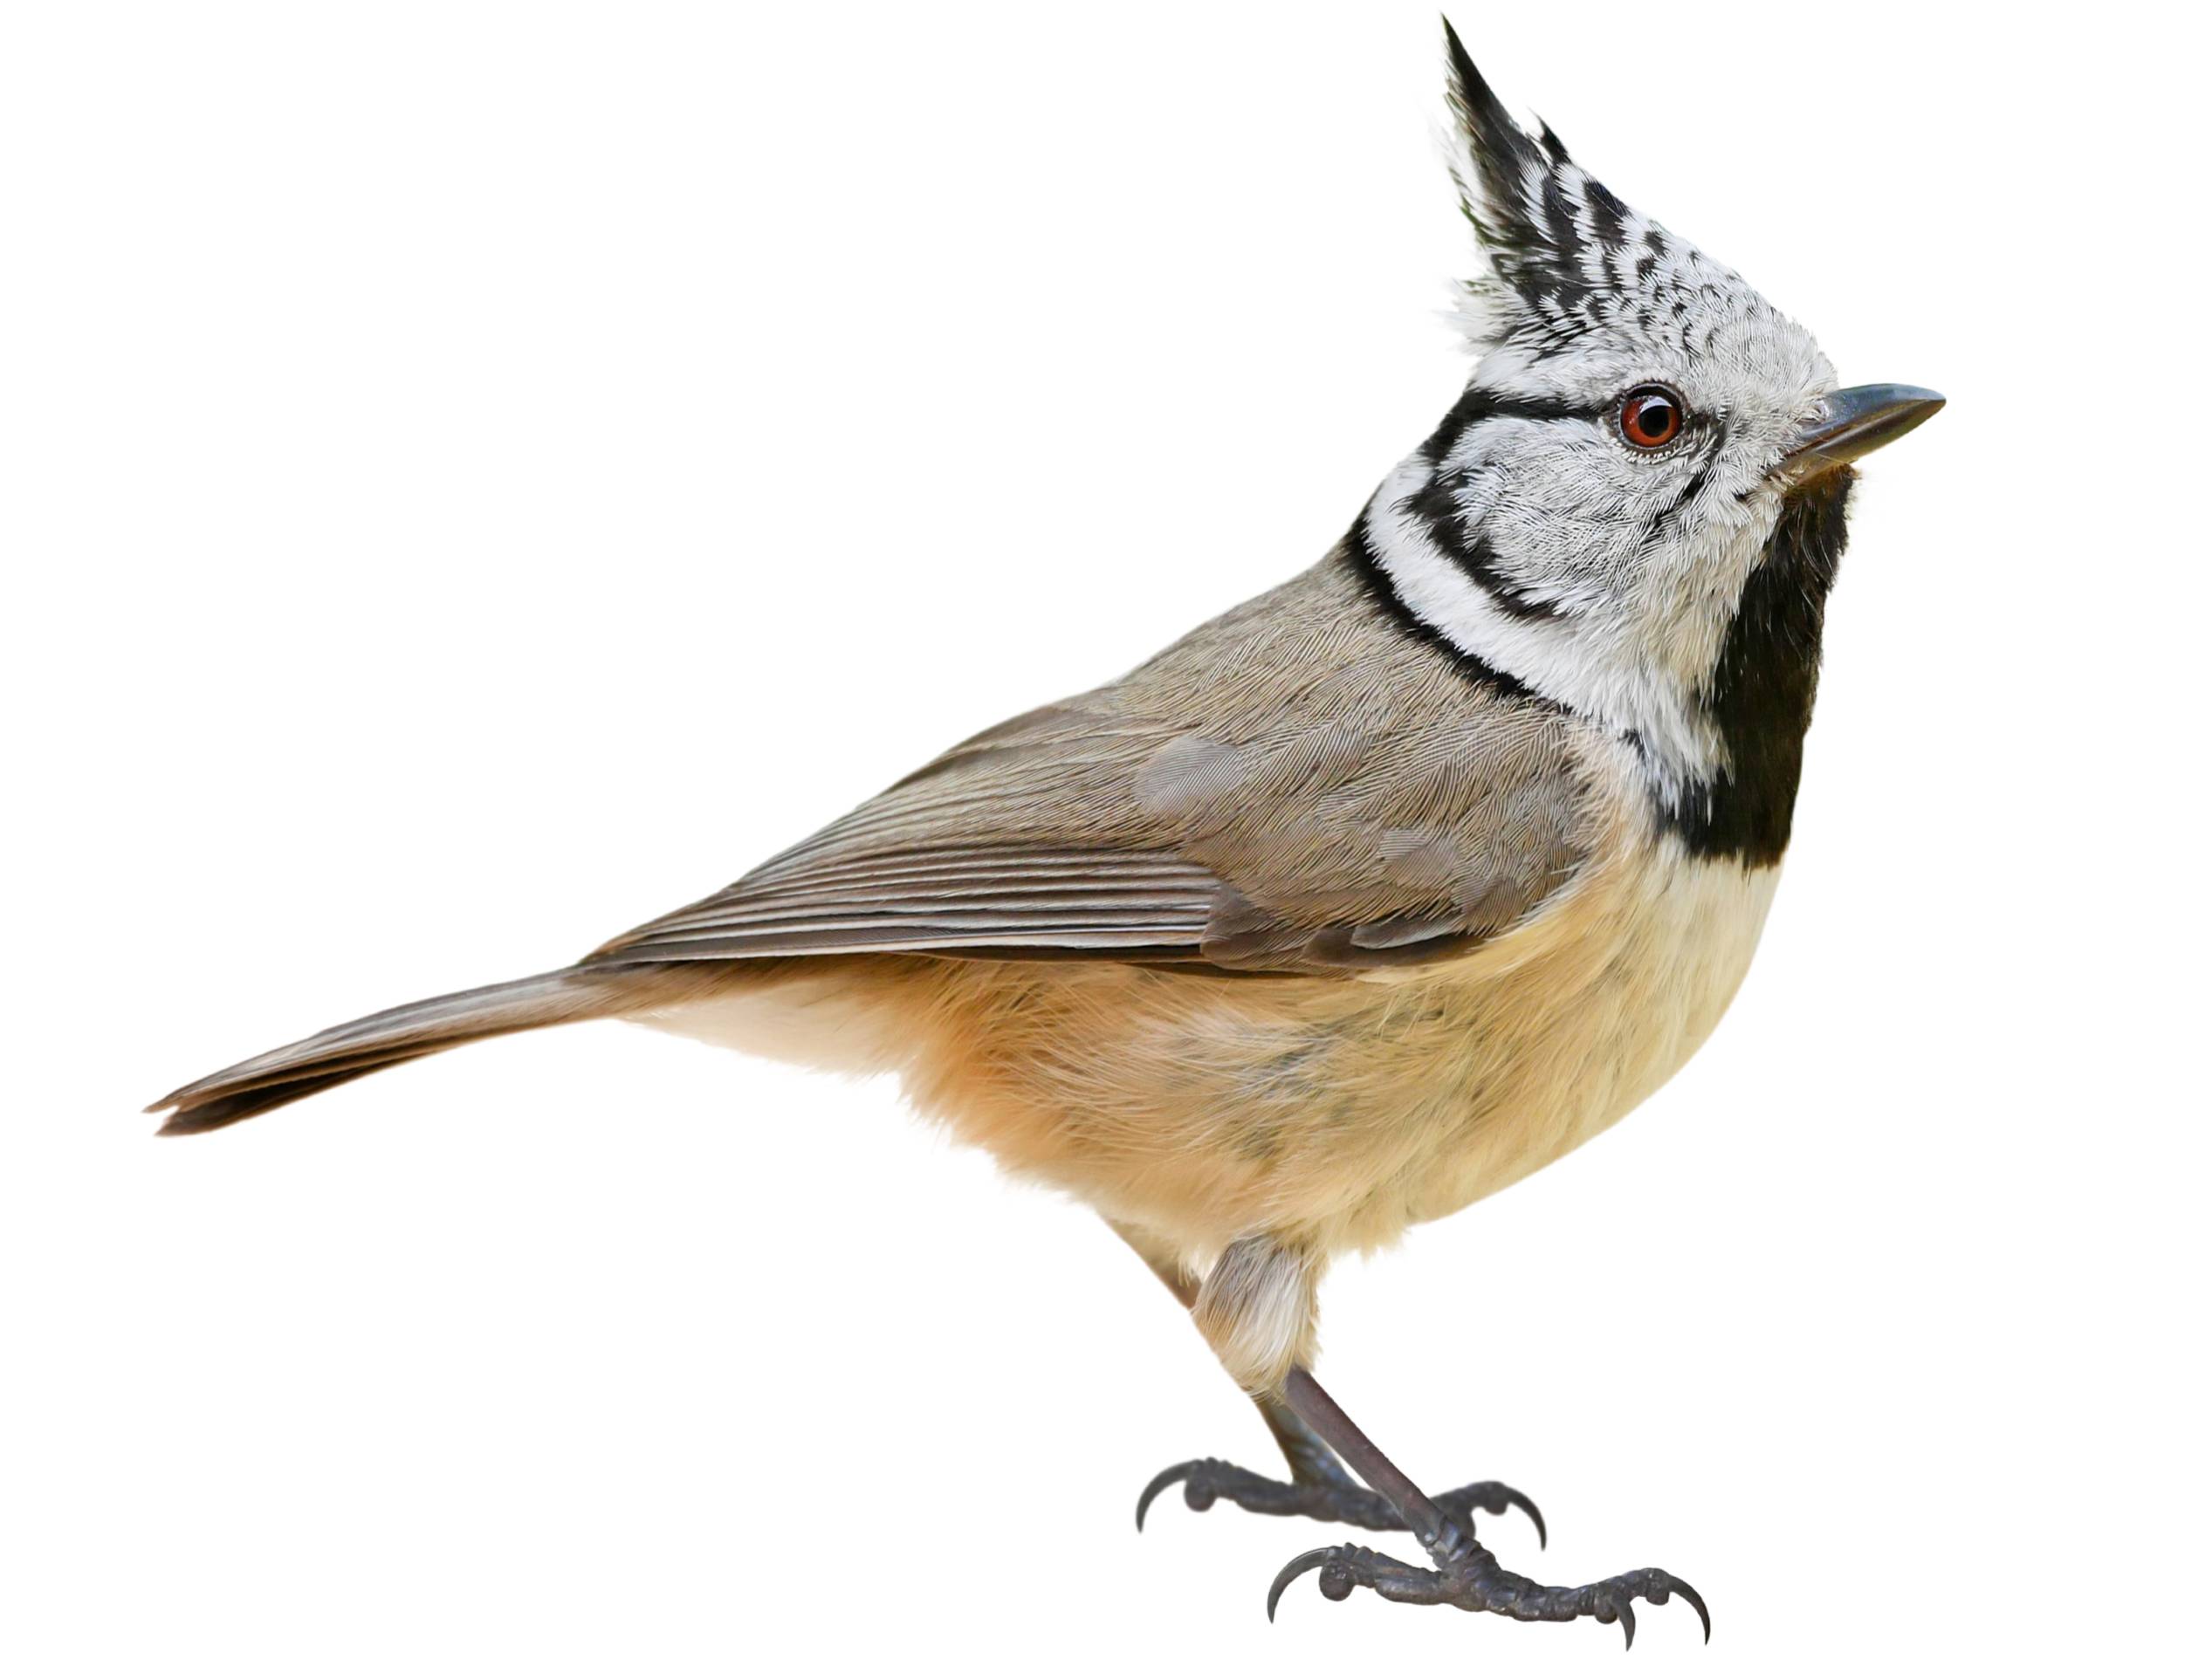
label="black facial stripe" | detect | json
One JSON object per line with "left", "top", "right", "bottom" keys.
{"left": 1460, "top": 532, "right": 1569, "bottom": 620}
{"left": 1400, "top": 466, "right": 1569, "bottom": 623}
{"left": 1418, "top": 385, "right": 1601, "bottom": 467}
{"left": 1415, "top": 386, "right": 1709, "bottom": 621}
{"left": 1640, "top": 451, "right": 1718, "bottom": 545}
{"left": 1653, "top": 470, "right": 1853, "bottom": 867}
{"left": 1343, "top": 508, "right": 1552, "bottom": 706}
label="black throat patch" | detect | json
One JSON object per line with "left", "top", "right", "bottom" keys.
{"left": 1657, "top": 470, "right": 1854, "bottom": 866}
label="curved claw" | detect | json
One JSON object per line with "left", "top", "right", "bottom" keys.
{"left": 1675, "top": 1577, "right": 1712, "bottom": 1643}
{"left": 1617, "top": 1573, "right": 1709, "bottom": 1647}
{"left": 1135, "top": 1462, "right": 1199, "bottom": 1532}
{"left": 1266, "top": 1547, "right": 1336, "bottom": 1622}
{"left": 1437, "top": 1479, "right": 1549, "bottom": 1550}
{"left": 1617, "top": 1599, "right": 1636, "bottom": 1650}
{"left": 1501, "top": 1484, "right": 1547, "bottom": 1551}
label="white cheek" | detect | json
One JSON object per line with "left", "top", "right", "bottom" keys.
{"left": 1364, "top": 452, "right": 1723, "bottom": 796}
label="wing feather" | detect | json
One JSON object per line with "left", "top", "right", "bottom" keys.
{"left": 585, "top": 552, "right": 1600, "bottom": 975}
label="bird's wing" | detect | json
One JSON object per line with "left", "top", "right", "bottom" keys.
{"left": 587, "top": 552, "right": 1602, "bottom": 976}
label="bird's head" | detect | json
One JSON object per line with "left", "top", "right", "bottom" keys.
{"left": 1355, "top": 23, "right": 1941, "bottom": 861}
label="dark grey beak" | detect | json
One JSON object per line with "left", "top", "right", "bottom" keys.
{"left": 1783, "top": 383, "right": 1945, "bottom": 478}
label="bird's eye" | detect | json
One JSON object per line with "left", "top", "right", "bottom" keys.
{"left": 1618, "top": 386, "right": 1686, "bottom": 450}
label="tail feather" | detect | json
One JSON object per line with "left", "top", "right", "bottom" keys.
{"left": 148, "top": 964, "right": 677, "bottom": 1135}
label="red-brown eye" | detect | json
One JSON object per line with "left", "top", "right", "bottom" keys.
{"left": 1619, "top": 386, "right": 1685, "bottom": 449}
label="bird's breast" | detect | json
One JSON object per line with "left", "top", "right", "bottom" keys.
{"left": 1375, "top": 838, "right": 1782, "bottom": 1240}
{"left": 635, "top": 819, "right": 1783, "bottom": 1264}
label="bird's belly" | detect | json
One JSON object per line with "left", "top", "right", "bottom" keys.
{"left": 1383, "top": 849, "right": 1781, "bottom": 1238}
{"left": 635, "top": 847, "right": 1779, "bottom": 1262}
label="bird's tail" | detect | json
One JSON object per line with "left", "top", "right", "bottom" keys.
{"left": 146, "top": 963, "right": 685, "bottom": 1136}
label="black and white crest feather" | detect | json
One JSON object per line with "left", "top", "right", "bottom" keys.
{"left": 1446, "top": 21, "right": 1759, "bottom": 363}
{"left": 1341, "top": 23, "right": 1845, "bottom": 865}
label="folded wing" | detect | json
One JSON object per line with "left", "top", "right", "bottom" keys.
{"left": 587, "top": 554, "right": 1600, "bottom": 977}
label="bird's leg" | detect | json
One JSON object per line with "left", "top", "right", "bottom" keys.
{"left": 1263, "top": 1368, "right": 1710, "bottom": 1647}
{"left": 1258, "top": 1390, "right": 1359, "bottom": 1490}
{"left": 1116, "top": 1222, "right": 1542, "bottom": 1546}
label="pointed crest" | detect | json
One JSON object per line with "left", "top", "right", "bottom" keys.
{"left": 1439, "top": 18, "right": 1753, "bottom": 357}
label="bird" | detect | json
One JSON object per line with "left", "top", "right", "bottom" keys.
{"left": 146, "top": 20, "right": 1941, "bottom": 1644}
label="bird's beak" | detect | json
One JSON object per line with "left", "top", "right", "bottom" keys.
{"left": 1781, "top": 383, "right": 1945, "bottom": 480}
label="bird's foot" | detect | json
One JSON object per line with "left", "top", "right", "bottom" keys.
{"left": 1137, "top": 1457, "right": 1545, "bottom": 1548}
{"left": 1267, "top": 1537, "right": 1708, "bottom": 1649}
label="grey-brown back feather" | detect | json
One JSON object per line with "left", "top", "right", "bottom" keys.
{"left": 589, "top": 549, "right": 1598, "bottom": 975}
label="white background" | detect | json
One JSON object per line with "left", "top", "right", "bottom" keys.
{"left": 4, "top": 3, "right": 2205, "bottom": 1654}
